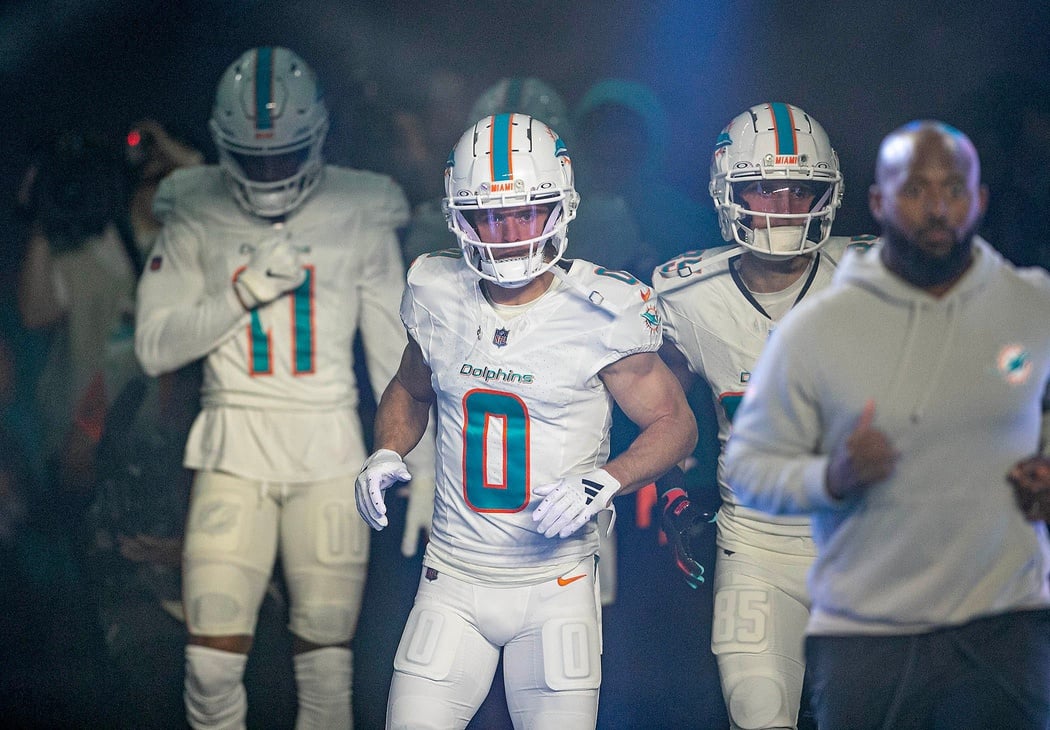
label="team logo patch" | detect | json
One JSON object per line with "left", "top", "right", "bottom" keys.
{"left": 740, "top": 371, "right": 750, "bottom": 384}
{"left": 641, "top": 304, "right": 660, "bottom": 332}
{"left": 149, "top": 255, "right": 163, "bottom": 271}
{"left": 997, "top": 344, "right": 1032, "bottom": 385}
{"left": 493, "top": 327, "right": 510, "bottom": 347}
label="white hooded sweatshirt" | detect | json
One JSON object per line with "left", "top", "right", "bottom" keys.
{"left": 724, "top": 237, "right": 1050, "bottom": 635}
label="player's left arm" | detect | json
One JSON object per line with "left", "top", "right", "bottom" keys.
{"left": 600, "top": 351, "right": 698, "bottom": 496}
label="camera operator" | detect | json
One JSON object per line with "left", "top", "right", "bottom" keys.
{"left": 16, "top": 129, "right": 141, "bottom": 497}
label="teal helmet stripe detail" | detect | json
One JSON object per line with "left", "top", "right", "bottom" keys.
{"left": 506, "top": 77, "right": 524, "bottom": 108}
{"left": 770, "top": 102, "right": 796, "bottom": 155}
{"left": 554, "top": 136, "right": 568, "bottom": 157}
{"left": 255, "top": 46, "right": 274, "bottom": 132}
{"left": 490, "top": 113, "right": 514, "bottom": 181}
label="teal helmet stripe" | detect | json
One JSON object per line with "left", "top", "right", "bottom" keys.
{"left": 770, "top": 102, "right": 797, "bottom": 155}
{"left": 505, "top": 78, "right": 524, "bottom": 109}
{"left": 255, "top": 47, "right": 274, "bottom": 132}
{"left": 490, "top": 113, "right": 514, "bottom": 181}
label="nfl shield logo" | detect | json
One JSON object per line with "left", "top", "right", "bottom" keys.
{"left": 493, "top": 328, "right": 509, "bottom": 347}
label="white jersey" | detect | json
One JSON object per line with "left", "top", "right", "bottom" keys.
{"left": 135, "top": 164, "right": 431, "bottom": 482}
{"left": 403, "top": 253, "right": 662, "bottom": 586}
{"left": 653, "top": 236, "right": 876, "bottom": 548}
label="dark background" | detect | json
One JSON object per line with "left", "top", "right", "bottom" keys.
{"left": 4, "top": 0, "right": 1050, "bottom": 237}
{"left": 2, "top": 1, "right": 1048, "bottom": 728}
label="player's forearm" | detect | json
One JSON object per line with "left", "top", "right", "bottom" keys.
{"left": 373, "top": 376, "right": 432, "bottom": 459}
{"left": 135, "top": 286, "right": 244, "bottom": 376}
{"left": 603, "top": 410, "right": 698, "bottom": 496}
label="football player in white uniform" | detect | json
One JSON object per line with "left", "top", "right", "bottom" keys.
{"left": 652, "top": 103, "right": 874, "bottom": 730}
{"left": 355, "top": 113, "right": 697, "bottom": 729}
{"left": 134, "top": 46, "right": 435, "bottom": 730}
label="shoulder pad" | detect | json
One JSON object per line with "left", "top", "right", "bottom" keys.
{"left": 408, "top": 247, "right": 461, "bottom": 273}
{"left": 152, "top": 166, "right": 226, "bottom": 222}
{"left": 819, "top": 234, "right": 879, "bottom": 266}
{"left": 407, "top": 247, "right": 465, "bottom": 284}
{"left": 310, "top": 167, "right": 410, "bottom": 228}
{"left": 559, "top": 260, "right": 657, "bottom": 318}
{"left": 847, "top": 234, "right": 879, "bottom": 252}
{"left": 652, "top": 244, "right": 739, "bottom": 294}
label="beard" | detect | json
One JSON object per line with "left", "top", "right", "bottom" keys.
{"left": 880, "top": 219, "right": 978, "bottom": 289}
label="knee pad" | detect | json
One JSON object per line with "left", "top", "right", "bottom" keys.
{"left": 183, "top": 559, "right": 269, "bottom": 636}
{"left": 184, "top": 645, "right": 248, "bottom": 730}
{"left": 726, "top": 674, "right": 791, "bottom": 730}
{"left": 294, "top": 647, "right": 351, "bottom": 730}
{"left": 286, "top": 562, "right": 367, "bottom": 645}
{"left": 541, "top": 616, "right": 601, "bottom": 691}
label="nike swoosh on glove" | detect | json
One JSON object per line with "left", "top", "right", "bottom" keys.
{"left": 532, "top": 468, "right": 621, "bottom": 539}
{"left": 355, "top": 449, "right": 411, "bottom": 530}
{"left": 233, "top": 231, "right": 307, "bottom": 309}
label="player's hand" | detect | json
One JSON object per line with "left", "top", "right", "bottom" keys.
{"left": 826, "top": 399, "right": 898, "bottom": 500}
{"left": 399, "top": 478, "right": 435, "bottom": 556}
{"left": 233, "top": 231, "right": 306, "bottom": 309}
{"left": 660, "top": 487, "right": 715, "bottom": 588}
{"left": 355, "top": 449, "right": 411, "bottom": 530}
{"left": 1008, "top": 455, "right": 1050, "bottom": 522}
{"left": 532, "top": 469, "right": 621, "bottom": 539}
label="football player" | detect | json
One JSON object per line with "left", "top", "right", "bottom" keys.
{"left": 134, "top": 46, "right": 435, "bottom": 730}
{"left": 653, "top": 102, "right": 875, "bottom": 730}
{"left": 355, "top": 113, "right": 697, "bottom": 729}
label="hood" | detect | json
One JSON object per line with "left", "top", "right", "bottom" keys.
{"left": 573, "top": 79, "right": 670, "bottom": 170}
{"left": 832, "top": 236, "right": 999, "bottom": 306}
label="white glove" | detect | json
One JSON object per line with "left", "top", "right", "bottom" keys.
{"left": 233, "top": 232, "right": 306, "bottom": 309}
{"left": 398, "top": 479, "right": 435, "bottom": 557}
{"left": 355, "top": 449, "right": 411, "bottom": 530}
{"left": 532, "top": 468, "right": 621, "bottom": 539}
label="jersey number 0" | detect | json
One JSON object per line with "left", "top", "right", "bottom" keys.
{"left": 462, "top": 389, "right": 530, "bottom": 513}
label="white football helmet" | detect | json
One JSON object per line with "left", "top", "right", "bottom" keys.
{"left": 209, "top": 46, "right": 329, "bottom": 218}
{"left": 444, "top": 114, "right": 579, "bottom": 287}
{"left": 710, "top": 102, "right": 842, "bottom": 258}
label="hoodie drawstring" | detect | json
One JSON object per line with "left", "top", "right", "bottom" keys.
{"left": 888, "top": 297, "right": 959, "bottom": 424}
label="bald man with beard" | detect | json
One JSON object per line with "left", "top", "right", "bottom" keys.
{"left": 722, "top": 120, "right": 1050, "bottom": 729}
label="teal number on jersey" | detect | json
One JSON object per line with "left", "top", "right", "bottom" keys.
{"left": 247, "top": 265, "right": 315, "bottom": 375}
{"left": 720, "top": 392, "right": 744, "bottom": 423}
{"left": 594, "top": 267, "right": 639, "bottom": 285}
{"left": 462, "top": 389, "right": 530, "bottom": 512}
{"left": 292, "top": 268, "right": 314, "bottom": 373}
